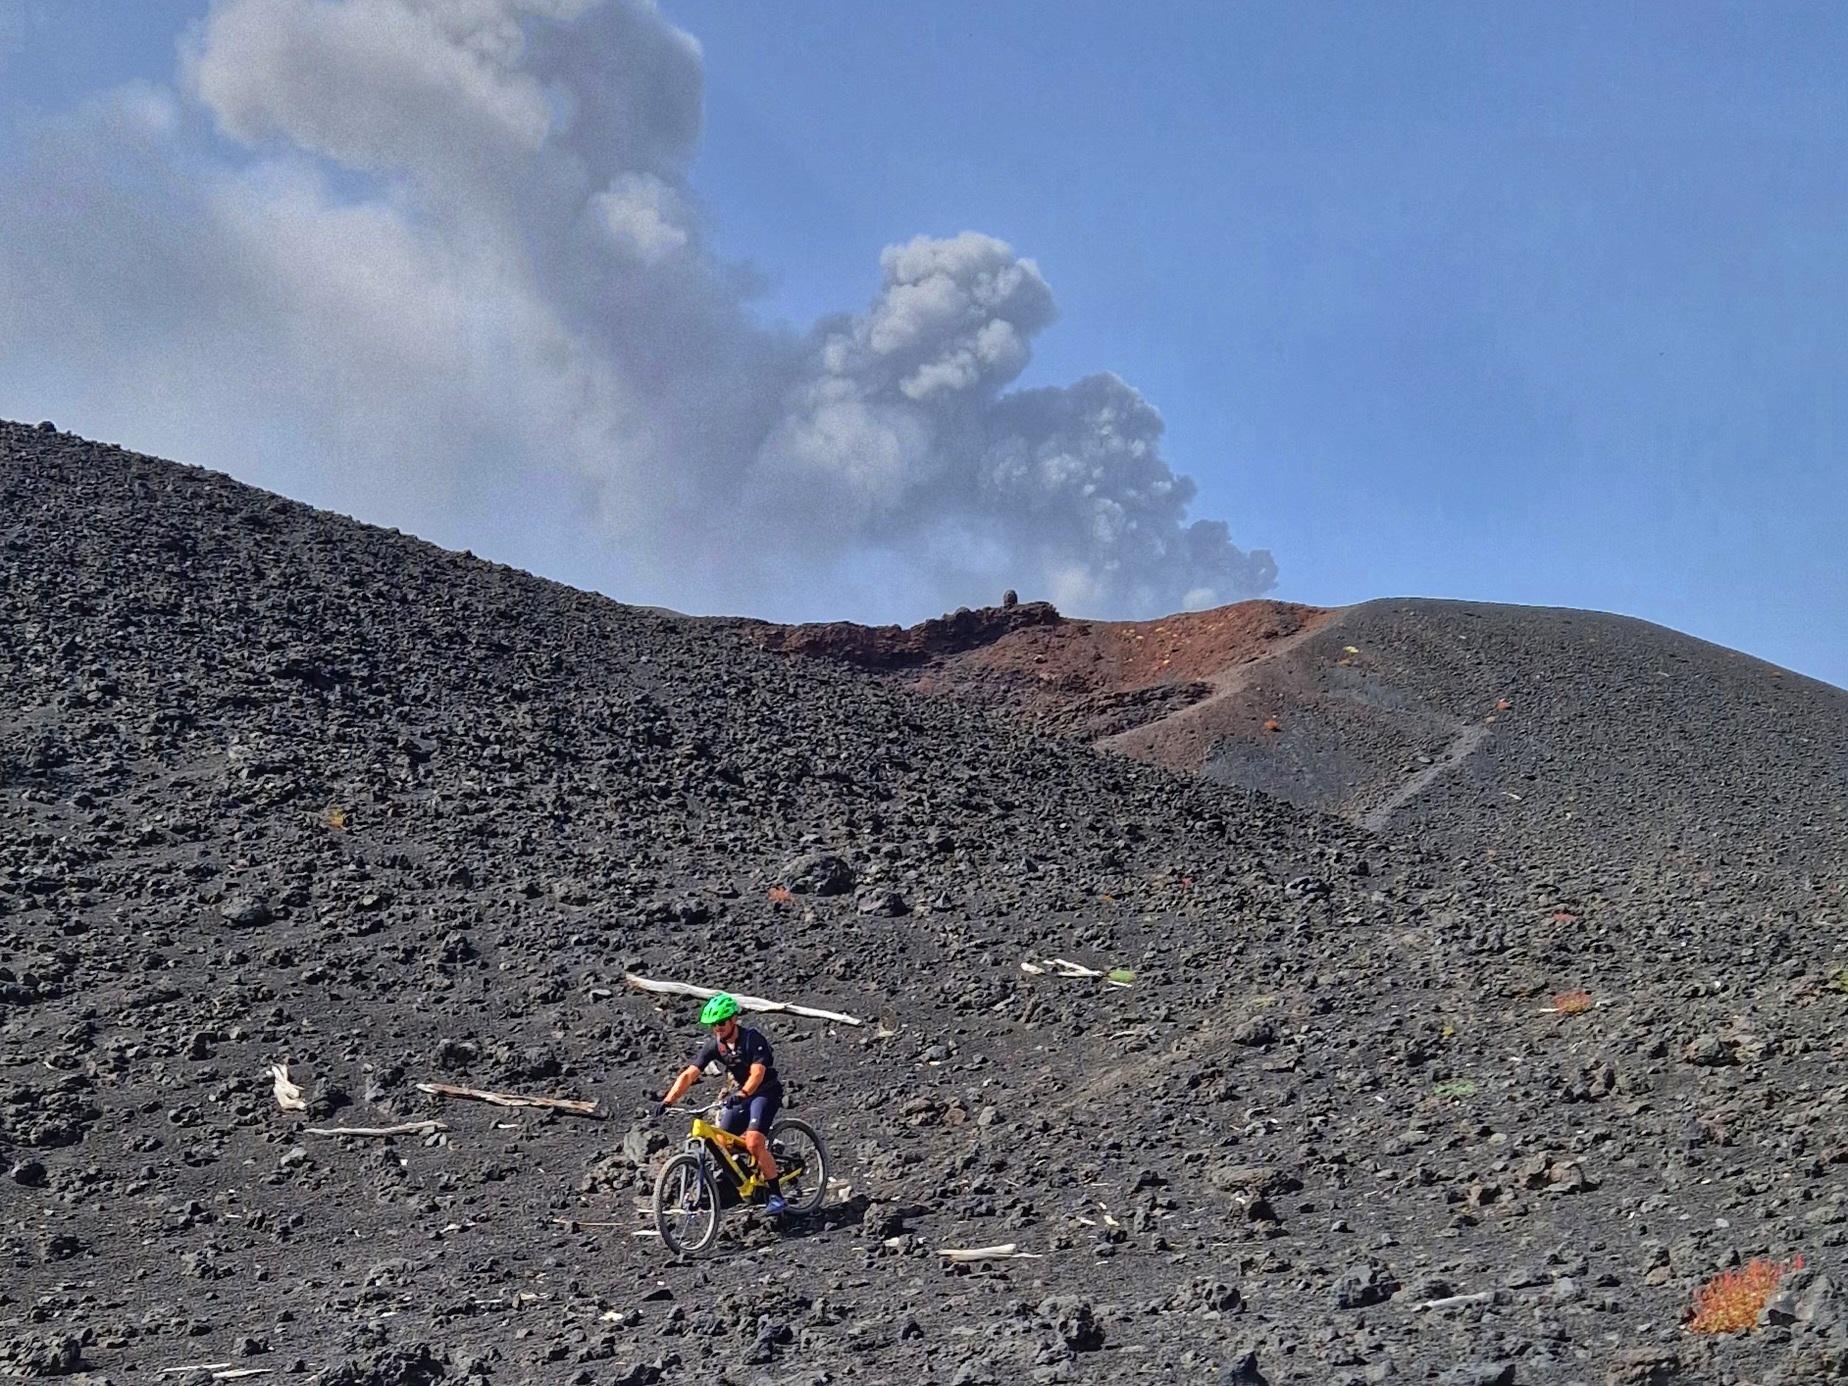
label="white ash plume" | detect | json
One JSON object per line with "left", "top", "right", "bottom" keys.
{"left": 0, "top": 0, "right": 1274, "bottom": 618}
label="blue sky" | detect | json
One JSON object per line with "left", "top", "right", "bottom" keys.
{"left": 3, "top": 2, "right": 1845, "bottom": 686}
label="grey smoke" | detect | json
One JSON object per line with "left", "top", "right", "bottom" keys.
{"left": 0, "top": 0, "right": 1276, "bottom": 618}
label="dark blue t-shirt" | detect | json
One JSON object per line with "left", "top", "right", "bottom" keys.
{"left": 692, "top": 1025, "right": 781, "bottom": 1098}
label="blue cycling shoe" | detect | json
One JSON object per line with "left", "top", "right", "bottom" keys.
{"left": 765, "top": 1194, "right": 787, "bottom": 1216}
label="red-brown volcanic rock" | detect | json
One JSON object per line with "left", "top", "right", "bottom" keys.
{"left": 743, "top": 599, "right": 1331, "bottom": 740}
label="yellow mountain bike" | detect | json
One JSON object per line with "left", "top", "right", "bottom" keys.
{"left": 652, "top": 1099, "right": 829, "bottom": 1256}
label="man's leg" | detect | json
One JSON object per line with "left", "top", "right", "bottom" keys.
{"left": 717, "top": 1100, "right": 749, "bottom": 1164}
{"left": 741, "top": 1094, "right": 779, "bottom": 1182}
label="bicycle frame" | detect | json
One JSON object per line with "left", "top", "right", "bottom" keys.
{"left": 687, "top": 1113, "right": 767, "bottom": 1199}
{"left": 680, "top": 1103, "right": 811, "bottom": 1200}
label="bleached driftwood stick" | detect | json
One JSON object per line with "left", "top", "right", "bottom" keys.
{"left": 1411, "top": 1290, "right": 1497, "bottom": 1312}
{"left": 302, "top": 1120, "right": 447, "bottom": 1138}
{"left": 621, "top": 973, "right": 863, "bottom": 1027}
{"left": 937, "top": 1243, "right": 1043, "bottom": 1263}
{"left": 1022, "top": 958, "right": 1133, "bottom": 989}
{"left": 269, "top": 1064, "right": 306, "bottom": 1114}
{"left": 159, "top": 1367, "right": 275, "bottom": 1380}
{"left": 415, "top": 1082, "right": 601, "bottom": 1115}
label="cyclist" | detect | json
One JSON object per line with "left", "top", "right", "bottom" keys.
{"left": 654, "top": 993, "right": 787, "bottom": 1214}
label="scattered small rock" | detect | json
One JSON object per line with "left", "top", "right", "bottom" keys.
{"left": 220, "top": 896, "right": 273, "bottom": 928}
{"left": 1334, "top": 1257, "right": 1401, "bottom": 1309}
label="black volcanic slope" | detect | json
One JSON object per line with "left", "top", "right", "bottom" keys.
{"left": 744, "top": 592, "right": 1848, "bottom": 909}
{"left": 1103, "top": 599, "right": 1848, "bottom": 904}
{"left": 4, "top": 420, "right": 1847, "bottom": 1386}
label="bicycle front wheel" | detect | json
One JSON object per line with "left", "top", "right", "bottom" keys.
{"left": 653, "top": 1152, "right": 722, "bottom": 1255}
{"left": 769, "top": 1117, "right": 829, "bottom": 1216}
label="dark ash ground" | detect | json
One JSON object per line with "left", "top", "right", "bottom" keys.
{"left": 4, "top": 421, "right": 1846, "bottom": 1385}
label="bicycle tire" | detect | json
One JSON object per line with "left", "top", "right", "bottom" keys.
{"left": 653, "top": 1151, "right": 722, "bottom": 1255}
{"left": 769, "top": 1116, "right": 829, "bottom": 1216}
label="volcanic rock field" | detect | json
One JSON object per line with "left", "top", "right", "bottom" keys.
{"left": 4, "top": 419, "right": 1847, "bottom": 1385}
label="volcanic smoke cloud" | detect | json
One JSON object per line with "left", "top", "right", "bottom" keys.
{"left": 0, "top": 0, "right": 1276, "bottom": 618}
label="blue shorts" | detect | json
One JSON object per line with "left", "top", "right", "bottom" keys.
{"left": 719, "top": 1092, "right": 780, "bottom": 1135}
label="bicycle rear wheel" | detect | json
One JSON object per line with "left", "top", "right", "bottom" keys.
{"left": 769, "top": 1117, "right": 829, "bottom": 1216}
{"left": 653, "top": 1152, "right": 722, "bottom": 1255}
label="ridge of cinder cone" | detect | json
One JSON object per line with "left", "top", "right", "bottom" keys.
{"left": 752, "top": 593, "right": 1847, "bottom": 900}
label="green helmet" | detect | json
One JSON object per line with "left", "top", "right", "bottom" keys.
{"left": 699, "top": 993, "right": 740, "bottom": 1026}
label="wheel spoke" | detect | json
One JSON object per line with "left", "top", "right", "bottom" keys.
{"left": 654, "top": 1153, "right": 719, "bottom": 1254}
{"left": 769, "top": 1121, "right": 827, "bottom": 1214}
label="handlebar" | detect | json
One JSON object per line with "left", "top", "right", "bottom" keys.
{"left": 657, "top": 1097, "right": 733, "bottom": 1120}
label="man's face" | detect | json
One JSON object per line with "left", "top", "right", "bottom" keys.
{"left": 712, "top": 1018, "right": 740, "bottom": 1046}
